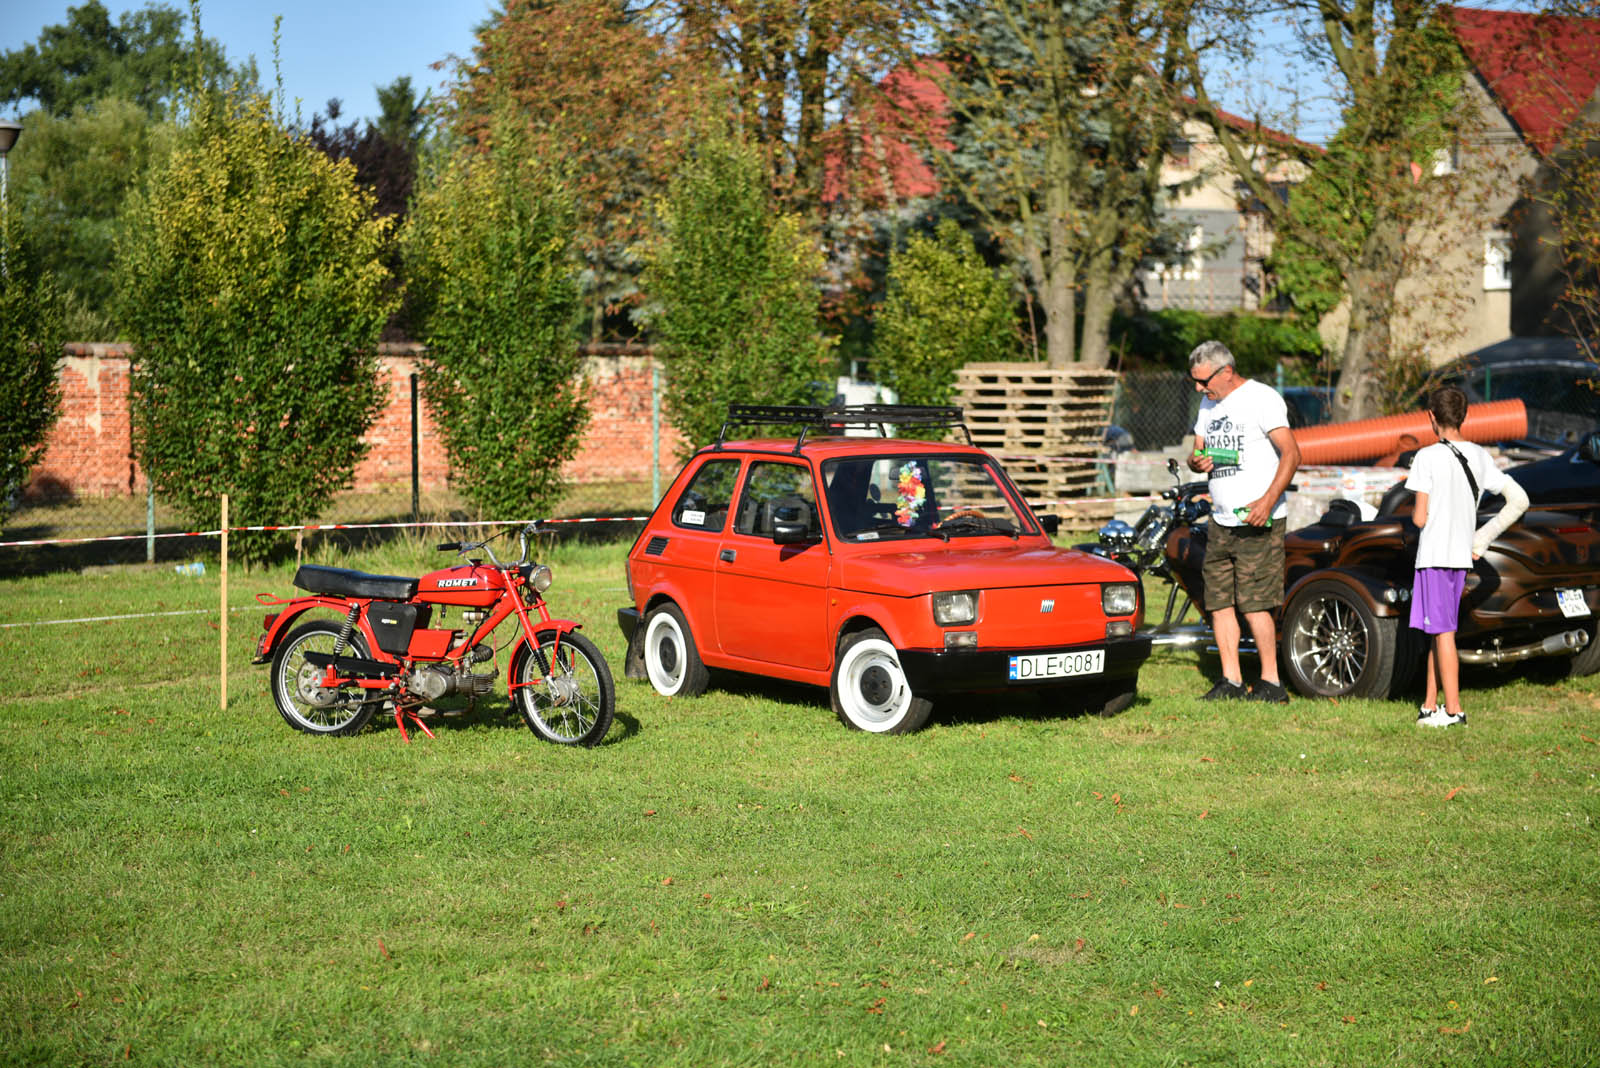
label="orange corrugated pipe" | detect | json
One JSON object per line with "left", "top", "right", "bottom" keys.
{"left": 1292, "top": 399, "right": 1527, "bottom": 466}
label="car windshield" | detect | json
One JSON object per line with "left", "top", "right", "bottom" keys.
{"left": 821, "top": 455, "right": 1035, "bottom": 541}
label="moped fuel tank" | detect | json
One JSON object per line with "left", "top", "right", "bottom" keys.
{"left": 416, "top": 563, "right": 508, "bottom": 607}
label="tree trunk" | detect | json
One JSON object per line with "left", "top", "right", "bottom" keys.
{"left": 1078, "top": 275, "right": 1116, "bottom": 369}
{"left": 1333, "top": 266, "right": 1401, "bottom": 420}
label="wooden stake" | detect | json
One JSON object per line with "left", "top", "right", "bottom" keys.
{"left": 220, "top": 493, "right": 229, "bottom": 711}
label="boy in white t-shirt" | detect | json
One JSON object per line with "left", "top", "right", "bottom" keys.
{"left": 1404, "top": 386, "right": 1528, "bottom": 727}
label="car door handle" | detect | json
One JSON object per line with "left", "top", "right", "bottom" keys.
{"left": 719, "top": 549, "right": 736, "bottom": 563}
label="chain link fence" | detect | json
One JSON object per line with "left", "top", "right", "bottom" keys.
{"left": 1110, "top": 370, "right": 1204, "bottom": 454}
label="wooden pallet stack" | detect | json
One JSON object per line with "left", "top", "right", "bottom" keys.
{"left": 952, "top": 362, "right": 1118, "bottom": 523}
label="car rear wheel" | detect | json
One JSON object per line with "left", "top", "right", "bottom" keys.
{"left": 642, "top": 603, "right": 709, "bottom": 698}
{"left": 830, "top": 628, "right": 933, "bottom": 734}
{"left": 1561, "top": 621, "right": 1600, "bottom": 678}
{"left": 1281, "top": 580, "right": 1398, "bottom": 699}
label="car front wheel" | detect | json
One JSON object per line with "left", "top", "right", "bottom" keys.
{"left": 830, "top": 628, "right": 933, "bottom": 734}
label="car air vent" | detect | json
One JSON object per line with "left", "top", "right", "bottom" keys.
{"left": 645, "top": 536, "right": 669, "bottom": 557}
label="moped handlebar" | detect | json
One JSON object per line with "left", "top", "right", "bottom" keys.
{"left": 436, "top": 542, "right": 461, "bottom": 552}
{"left": 437, "top": 523, "right": 549, "bottom": 569}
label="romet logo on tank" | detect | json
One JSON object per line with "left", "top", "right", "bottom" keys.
{"left": 435, "top": 578, "right": 479, "bottom": 588}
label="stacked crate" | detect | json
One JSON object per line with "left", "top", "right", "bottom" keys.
{"left": 952, "top": 363, "right": 1118, "bottom": 525}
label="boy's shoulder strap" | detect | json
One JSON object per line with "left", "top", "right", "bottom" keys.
{"left": 1439, "top": 439, "right": 1480, "bottom": 503}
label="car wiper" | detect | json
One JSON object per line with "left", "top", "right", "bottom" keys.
{"left": 936, "top": 515, "right": 1019, "bottom": 539}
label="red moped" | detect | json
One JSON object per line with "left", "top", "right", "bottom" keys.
{"left": 254, "top": 523, "right": 614, "bottom": 745}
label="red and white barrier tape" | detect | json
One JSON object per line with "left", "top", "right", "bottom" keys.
{"left": 0, "top": 515, "right": 656, "bottom": 550}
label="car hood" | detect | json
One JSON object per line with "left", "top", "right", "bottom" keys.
{"left": 835, "top": 542, "right": 1136, "bottom": 596}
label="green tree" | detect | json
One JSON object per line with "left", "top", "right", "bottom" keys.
{"left": 1179, "top": 0, "right": 1488, "bottom": 419}
{"left": 873, "top": 218, "right": 1016, "bottom": 410}
{"left": 927, "top": 0, "right": 1196, "bottom": 368}
{"left": 642, "top": 132, "right": 833, "bottom": 455}
{"left": 450, "top": 0, "right": 719, "bottom": 339}
{"left": 116, "top": 89, "right": 394, "bottom": 563}
{"left": 0, "top": 215, "right": 65, "bottom": 524}
{"left": 0, "top": 1, "right": 243, "bottom": 118}
{"left": 401, "top": 121, "right": 589, "bottom": 521}
{"left": 7, "top": 98, "right": 175, "bottom": 338}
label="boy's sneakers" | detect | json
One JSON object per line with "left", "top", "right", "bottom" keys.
{"left": 1248, "top": 680, "right": 1289, "bottom": 704}
{"left": 1417, "top": 708, "right": 1468, "bottom": 728}
{"left": 1417, "top": 705, "right": 1436, "bottom": 723}
{"left": 1201, "top": 679, "right": 1248, "bottom": 701}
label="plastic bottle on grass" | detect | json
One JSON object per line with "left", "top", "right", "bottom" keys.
{"left": 175, "top": 561, "right": 206, "bottom": 577}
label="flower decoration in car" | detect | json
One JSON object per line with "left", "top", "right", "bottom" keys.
{"left": 895, "top": 462, "right": 927, "bottom": 526}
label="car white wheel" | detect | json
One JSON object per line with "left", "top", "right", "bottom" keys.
{"left": 830, "top": 628, "right": 932, "bottom": 734}
{"left": 643, "top": 603, "right": 708, "bottom": 698}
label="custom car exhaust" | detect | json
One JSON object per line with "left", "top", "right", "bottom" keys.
{"left": 1459, "top": 628, "right": 1590, "bottom": 666}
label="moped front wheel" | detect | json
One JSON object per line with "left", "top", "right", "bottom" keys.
{"left": 270, "top": 620, "right": 380, "bottom": 736}
{"left": 514, "top": 630, "right": 615, "bottom": 747}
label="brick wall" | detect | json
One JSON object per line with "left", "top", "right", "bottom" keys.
{"left": 25, "top": 343, "right": 684, "bottom": 501}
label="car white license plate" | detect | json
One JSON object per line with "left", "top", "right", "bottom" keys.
{"left": 1009, "top": 649, "right": 1105, "bottom": 681}
{"left": 1557, "top": 588, "right": 1590, "bottom": 619}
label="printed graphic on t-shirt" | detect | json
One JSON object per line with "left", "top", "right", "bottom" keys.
{"left": 1201, "top": 413, "right": 1242, "bottom": 477}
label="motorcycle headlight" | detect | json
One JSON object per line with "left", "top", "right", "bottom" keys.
{"left": 529, "top": 564, "right": 554, "bottom": 592}
{"left": 932, "top": 590, "right": 979, "bottom": 626}
{"left": 1102, "top": 583, "right": 1138, "bottom": 616}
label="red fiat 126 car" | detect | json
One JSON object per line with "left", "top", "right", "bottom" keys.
{"left": 617, "top": 405, "right": 1153, "bottom": 733}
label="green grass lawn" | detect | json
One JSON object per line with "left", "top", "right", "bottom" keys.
{"left": 1, "top": 537, "right": 1597, "bottom": 1066}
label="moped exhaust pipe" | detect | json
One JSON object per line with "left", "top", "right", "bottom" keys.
{"left": 1458, "top": 628, "right": 1590, "bottom": 666}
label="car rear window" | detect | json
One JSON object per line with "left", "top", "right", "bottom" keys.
{"left": 672, "top": 458, "right": 740, "bottom": 531}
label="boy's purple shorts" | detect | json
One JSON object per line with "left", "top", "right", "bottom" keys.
{"left": 1410, "top": 567, "right": 1467, "bottom": 634}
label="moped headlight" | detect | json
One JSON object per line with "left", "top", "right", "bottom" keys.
{"left": 932, "top": 590, "right": 979, "bottom": 626}
{"left": 1102, "top": 583, "right": 1137, "bottom": 616}
{"left": 529, "top": 564, "right": 554, "bottom": 592}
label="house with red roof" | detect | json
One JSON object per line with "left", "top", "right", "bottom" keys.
{"left": 1443, "top": 4, "right": 1600, "bottom": 343}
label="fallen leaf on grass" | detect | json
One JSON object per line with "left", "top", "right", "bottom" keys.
{"left": 643, "top": 809, "right": 657, "bottom": 816}
{"left": 1579, "top": 735, "right": 1597, "bottom": 745}
{"left": 1015, "top": 826, "right": 1033, "bottom": 839}
{"left": 1199, "top": 756, "right": 1215, "bottom": 763}
{"left": 1485, "top": 976, "right": 1499, "bottom": 984}
{"left": 1342, "top": 1015, "right": 1356, "bottom": 1024}
{"left": 660, "top": 877, "right": 674, "bottom": 886}
{"left": 927, "top": 1040, "right": 946, "bottom": 1054}
{"left": 377, "top": 938, "right": 391, "bottom": 961}
{"left": 1439, "top": 1020, "right": 1471, "bottom": 1035}
{"left": 961, "top": 931, "right": 976, "bottom": 942}
{"left": 1129, "top": 1005, "right": 1139, "bottom": 1016}
{"left": 758, "top": 976, "right": 770, "bottom": 991}
{"left": 1444, "top": 786, "right": 1463, "bottom": 801}
{"left": 1198, "top": 810, "right": 1209, "bottom": 819}
{"left": 866, "top": 997, "right": 885, "bottom": 1014}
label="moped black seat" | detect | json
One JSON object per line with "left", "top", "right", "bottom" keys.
{"left": 292, "top": 564, "right": 418, "bottom": 601}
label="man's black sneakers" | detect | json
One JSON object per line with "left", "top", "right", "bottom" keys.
{"left": 1248, "top": 680, "right": 1290, "bottom": 704}
{"left": 1201, "top": 679, "right": 1248, "bottom": 701}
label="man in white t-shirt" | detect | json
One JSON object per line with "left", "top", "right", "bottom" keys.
{"left": 1186, "top": 341, "right": 1302, "bottom": 703}
{"left": 1404, "top": 386, "right": 1528, "bottom": 728}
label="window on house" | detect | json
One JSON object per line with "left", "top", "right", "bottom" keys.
{"left": 1483, "top": 232, "right": 1511, "bottom": 291}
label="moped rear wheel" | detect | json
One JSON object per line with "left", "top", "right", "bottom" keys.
{"left": 271, "top": 620, "right": 380, "bottom": 736}
{"left": 515, "top": 629, "right": 615, "bottom": 747}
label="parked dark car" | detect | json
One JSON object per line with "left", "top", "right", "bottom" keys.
{"left": 1497, "top": 431, "right": 1600, "bottom": 523}
{"left": 1436, "top": 337, "right": 1599, "bottom": 446}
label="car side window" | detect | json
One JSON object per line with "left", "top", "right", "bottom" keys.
{"left": 733, "top": 462, "right": 818, "bottom": 538}
{"left": 672, "top": 459, "right": 740, "bottom": 531}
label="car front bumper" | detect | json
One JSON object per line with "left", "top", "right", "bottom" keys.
{"left": 896, "top": 634, "right": 1153, "bottom": 694}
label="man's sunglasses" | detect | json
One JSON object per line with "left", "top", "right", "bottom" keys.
{"left": 1190, "top": 366, "right": 1228, "bottom": 388}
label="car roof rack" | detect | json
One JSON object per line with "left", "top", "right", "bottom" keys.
{"left": 716, "top": 404, "right": 973, "bottom": 452}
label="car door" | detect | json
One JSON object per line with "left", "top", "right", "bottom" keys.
{"left": 643, "top": 456, "right": 743, "bottom": 650}
{"left": 714, "top": 459, "right": 832, "bottom": 670}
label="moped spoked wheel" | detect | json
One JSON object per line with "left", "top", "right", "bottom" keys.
{"left": 271, "top": 620, "right": 380, "bottom": 736}
{"left": 515, "top": 630, "right": 615, "bottom": 747}
{"left": 1281, "top": 581, "right": 1398, "bottom": 699}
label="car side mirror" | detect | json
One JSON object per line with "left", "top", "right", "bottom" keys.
{"left": 1038, "top": 514, "right": 1060, "bottom": 535}
{"left": 772, "top": 520, "right": 813, "bottom": 545}
{"left": 1580, "top": 431, "right": 1600, "bottom": 464}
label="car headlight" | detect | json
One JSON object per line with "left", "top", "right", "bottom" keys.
{"left": 932, "top": 590, "right": 979, "bottom": 626}
{"left": 529, "top": 564, "right": 554, "bottom": 592}
{"left": 1102, "top": 583, "right": 1137, "bottom": 616}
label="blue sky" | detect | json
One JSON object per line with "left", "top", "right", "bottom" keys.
{"left": 3, "top": 0, "right": 495, "bottom": 125}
